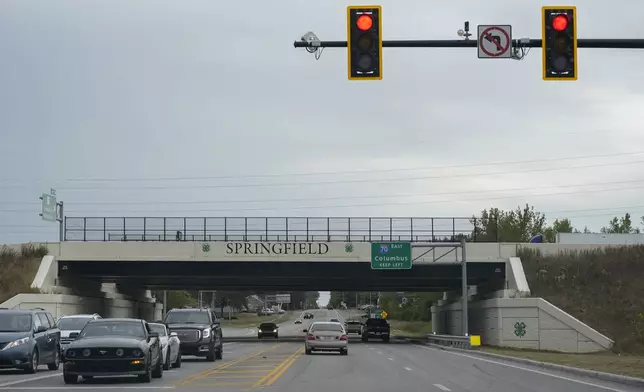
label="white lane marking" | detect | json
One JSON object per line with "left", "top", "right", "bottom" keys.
{"left": 0, "top": 372, "right": 61, "bottom": 388}
{"left": 413, "top": 345, "right": 628, "bottom": 392}
{"left": 369, "top": 347, "right": 374, "bottom": 350}
{"left": 388, "top": 357, "right": 394, "bottom": 361}
{"left": 404, "top": 366, "right": 412, "bottom": 371}
{"left": 434, "top": 384, "right": 451, "bottom": 391}
{"left": 377, "top": 351, "right": 383, "bottom": 355}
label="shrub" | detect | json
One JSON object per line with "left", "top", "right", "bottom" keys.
{"left": 0, "top": 244, "right": 48, "bottom": 303}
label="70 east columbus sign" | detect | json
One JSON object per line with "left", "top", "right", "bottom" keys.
{"left": 370, "top": 242, "right": 412, "bottom": 270}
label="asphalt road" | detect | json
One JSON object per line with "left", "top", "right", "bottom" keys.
{"left": 222, "top": 308, "right": 340, "bottom": 339}
{"left": 0, "top": 309, "right": 639, "bottom": 392}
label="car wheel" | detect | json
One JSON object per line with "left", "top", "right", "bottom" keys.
{"left": 215, "top": 345, "right": 223, "bottom": 360}
{"left": 206, "top": 347, "right": 216, "bottom": 362}
{"left": 340, "top": 349, "right": 348, "bottom": 355}
{"left": 24, "top": 349, "right": 38, "bottom": 374}
{"left": 152, "top": 349, "right": 164, "bottom": 378}
{"left": 47, "top": 348, "right": 60, "bottom": 370}
{"left": 63, "top": 372, "right": 78, "bottom": 384}
{"left": 138, "top": 365, "right": 152, "bottom": 383}
{"left": 163, "top": 349, "right": 170, "bottom": 371}
{"left": 173, "top": 352, "right": 182, "bottom": 368}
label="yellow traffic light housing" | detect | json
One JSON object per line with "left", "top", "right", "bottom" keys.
{"left": 347, "top": 5, "right": 382, "bottom": 80}
{"left": 542, "top": 6, "right": 577, "bottom": 81}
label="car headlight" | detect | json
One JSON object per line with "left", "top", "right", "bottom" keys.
{"left": 202, "top": 329, "right": 211, "bottom": 339}
{"left": 82, "top": 349, "right": 91, "bottom": 357}
{"left": 133, "top": 349, "right": 142, "bottom": 357}
{"left": 273, "top": 329, "right": 277, "bottom": 333}
{"left": 116, "top": 348, "right": 124, "bottom": 357}
{"left": 1, "top": 337, "right": 29, "bottom": 351}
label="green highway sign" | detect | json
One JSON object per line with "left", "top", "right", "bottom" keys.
{"left": 370, "top": 242, "right": 412, "bottom": 270}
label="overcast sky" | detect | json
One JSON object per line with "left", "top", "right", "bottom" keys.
{"left": 2, "top": 0, "right": 644, "bottom": 246}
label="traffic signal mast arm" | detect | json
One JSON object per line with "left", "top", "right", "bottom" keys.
{"left": 294, "top": 38, "right": 644, "bottom": 49}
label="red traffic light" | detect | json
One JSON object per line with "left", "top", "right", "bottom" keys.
{"left": 356, "top": 15, "right": 373, "bottom": 31}
{"left": 552, "top": 15, "right": 568, "bottom": 31}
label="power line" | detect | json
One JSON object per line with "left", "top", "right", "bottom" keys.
{"left": 3, "top": 177, "right": 644, "bottom": 208}
{"left": 5, "top": 159, "right": 644, "bottom": 192}
{"left": 5, "top": 182, "right": 644, "bottom": 215}
{"left": 1, "top": 151, "right": 642, "bottom": 187}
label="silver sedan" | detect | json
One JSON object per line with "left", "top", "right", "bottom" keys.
{"left": 303, "top": 322, "right": 348, "bottom": 355}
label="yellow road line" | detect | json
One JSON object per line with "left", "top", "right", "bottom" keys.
{"left": 252, "top": 347, "right": 304, "bottom": 388}
{"left": 264, "top": 348, "right": 303, "bottom": 386}
{"left": 211, "top": 369, "right": 269, "bottom": 373}
{"left": 176, "top": 343, "right": 281, "bottom": 386}
{"left": 204, "top": 374, "right": 263, "bottom": 379}
{"left": 191, "top": 381, "right": 255, "bottom": 387}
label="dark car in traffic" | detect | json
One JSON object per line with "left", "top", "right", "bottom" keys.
{"left": 0, "top": 308, "right": 61, "bottom": 373}
{"left": 361, "top": 318, "right": 390, "bottom": 342}
{"left": 62, "top": 318, "right": 163, "bottom": 384}
{"left": 163, "top": 307, "right": 223, "bottom": 361}
{"left": 257, "top": 323, "right": 279, "bottom": 339}
{"left": 345, "top": 320, "right": 363, "bottom": 334}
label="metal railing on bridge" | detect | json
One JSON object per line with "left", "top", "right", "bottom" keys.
{"left": 63, "top": 216, "right": 499, "bottom": 242}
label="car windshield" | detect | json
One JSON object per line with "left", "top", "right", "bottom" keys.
{"left": 0, "top": 313, "right": 32, "bottom": 332}
{"left": 164, "top": 311, "right": 210, "bottom": 324}
{"left": 57, "top": 317, "right": 93, "bottom": 331}
{"left": 260, "top": 323, "right": 277, "bottom": 329}
{"left": 80, "top": 321, "right": 146, "bottom": 339}
{"left": 311, "top": 323, "right": 343, "bottom": 332}
{"left": 149, "top": 324, "right": 167, "bottom": 336}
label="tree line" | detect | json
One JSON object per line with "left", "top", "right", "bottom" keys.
{"left": 471, "top": 204, "right": 644, "bottom": 242}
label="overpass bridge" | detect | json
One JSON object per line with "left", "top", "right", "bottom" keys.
{"left": 57, "top": 216, "right": 505, "bottom": 291}
{"left": 2, "top": 216, "right": 615, "bottom": 354}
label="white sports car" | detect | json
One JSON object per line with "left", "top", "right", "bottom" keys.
{"left": 149, "top": 322, "right": 181, "bottom": 370}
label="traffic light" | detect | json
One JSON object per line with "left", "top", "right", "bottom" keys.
{"left": 347, "top": 5, "right": 382, "bottom": 80}
{"left": 542, "top": 6, "right": 577, "bottom": 81}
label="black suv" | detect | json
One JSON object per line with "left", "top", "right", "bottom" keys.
{"left": 163, "top": 307, "right": 223, "bottom": 361}
{"left": 0, "top": 308, "right": 61, "bottom": 373}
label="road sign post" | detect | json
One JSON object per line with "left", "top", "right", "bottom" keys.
{"left": 370, "top": 242, "right": 412, "bottom": 270}
{"left": 40, "top": 191, "right": 57, "bottom": 222}
{"left": 477, "top": 25, "right": 512, "bottom": 58}
{"left": 39, "top": 188, "right": 64, "bottom": 241}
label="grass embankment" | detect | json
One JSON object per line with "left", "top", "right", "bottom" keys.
{"left": 519, "top": 246, "right": 644, "bottom": 354}
{"left": 220, "top": 311, "right": 291, "bottom": 328}
{"left": 388, "top": 320, "right": 432, "bottom": 338}
{"left": 487, "top": 246, "right": 644, "bottom": 379}
{"left": 0, "top": 244, "right": 48, "bottom": 304}
{"left": 480, "top": 346, "right": 644, "bottom": 379}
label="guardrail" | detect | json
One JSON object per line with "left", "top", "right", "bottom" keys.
{"left": 63, "top": 216, "right": 499, "bottom": 242}
{"left": 425, "top": 334, "right": 474, "bottom": 349}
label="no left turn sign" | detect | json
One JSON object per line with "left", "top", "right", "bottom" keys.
{"left": 477, "top": 25, "right": 512, "bottom": 59}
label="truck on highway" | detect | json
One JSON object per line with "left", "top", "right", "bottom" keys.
{"left": 361, "top": 318, "right": 390, "bottom": 342}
